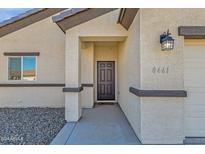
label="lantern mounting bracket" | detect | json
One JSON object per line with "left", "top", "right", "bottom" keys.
{"left": 160, "top": 29, "right": 172, "bottom": 43}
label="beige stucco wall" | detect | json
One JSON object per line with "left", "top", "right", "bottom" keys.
{"left": 117, "top": 9, "right": 205, "bottom": 144}
{"left": 66, "top": 9, "right": 127, "bottom": 38}
{"left": 139, "top": 8, "right": 185, "bottom": 144}
{"left": 140, "top": 98, "right": 184, "bottom": 144}
{"left": 0, "top": 14, "right": 65, "bottom": 107}
{"left": 118, "top": 11, "right": 141, "bottom": 140}
{"left": 0, "top": 87, "right": 64, "bottom": 107}
{"left": 137, "top": 8, "right": 205, "bottom": 144}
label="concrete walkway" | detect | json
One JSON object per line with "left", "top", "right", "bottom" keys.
{"left": 51, "top": 104, "right": 141, "bottom": 145}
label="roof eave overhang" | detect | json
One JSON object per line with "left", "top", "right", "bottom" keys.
{"left": 53, "top": 8, "right": 118, "bottom": 33}
{"left": 0, "top": 8, "right": 67, "bottom": 38}
{"left": 117, "top": 8, "right": 139, "bottom": 30}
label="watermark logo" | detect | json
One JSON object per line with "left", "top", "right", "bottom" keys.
{"left": 0, "top": 136, "right": 24, "bottom": 142}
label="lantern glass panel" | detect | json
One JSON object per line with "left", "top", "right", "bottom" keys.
{"left": 161, "top": 40, "right": 174, "bottom": 51}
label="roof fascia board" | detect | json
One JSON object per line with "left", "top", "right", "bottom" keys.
{"left": 0, "top": 8, "right": 66, "bottom": 38}
{"left": 117, "top": 8, "right": 139, "bottom": 30}
{"left": 54, "top": 8, "right": 117, "bottom": 32}
{"left": 52, "top": 8, "right": 88, "bottom": 22}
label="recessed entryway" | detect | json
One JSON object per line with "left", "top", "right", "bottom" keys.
{"left": 80, "top": 38, "right": 125, "bottom": 108}
{"left": 94, "top": 41, "right": 118, "bottom": 103}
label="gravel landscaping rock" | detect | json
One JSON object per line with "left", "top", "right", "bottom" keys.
{"left": 0, "top": 108, "right": 66, "bottom": 145}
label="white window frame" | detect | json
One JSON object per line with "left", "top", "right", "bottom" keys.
{"left": 7, "top": 56, "right": 37, "bottom": 81}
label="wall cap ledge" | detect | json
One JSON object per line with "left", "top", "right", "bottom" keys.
{"left": 63, "top": 86, "right": 83, "bottom": 92}
{"left": 129, "top": 87, "right": 187, "bottom": 97}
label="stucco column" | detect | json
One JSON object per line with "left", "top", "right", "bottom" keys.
{"left": 64, "top": 34, "right": 82, "bottom": 122}
{"left": 139, "top": 9, "right": 185, "bottom": 144}
{"left": 81, "top": 42, "right": 94, "bottom": 108}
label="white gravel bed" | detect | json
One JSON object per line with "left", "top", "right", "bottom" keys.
{"left": 0, "top": 108, "right": 66, "bottom": 145}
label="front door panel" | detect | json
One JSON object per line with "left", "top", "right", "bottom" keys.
{"left": 97, "top": 61, "right": 115, "bottom": 100}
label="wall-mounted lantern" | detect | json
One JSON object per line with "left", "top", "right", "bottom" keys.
{"left": 160, "top": 29, "right": 174, "bottom": 51}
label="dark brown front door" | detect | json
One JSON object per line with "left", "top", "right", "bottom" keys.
{"left": 97, "top": 61, "right": 115, "bottom": 100}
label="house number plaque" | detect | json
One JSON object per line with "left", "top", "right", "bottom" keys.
{"left": 152, "top": 66, "right": 169, "bottom": 74}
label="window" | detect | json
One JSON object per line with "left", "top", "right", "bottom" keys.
{"left": 8, "top": 56, "right": 36, "bottom": 81}
{"left": 8, "top": 57, "right": 21, "bottom": 80}
{"left": 23, "top": 57, "right": 36, "bottom": 81}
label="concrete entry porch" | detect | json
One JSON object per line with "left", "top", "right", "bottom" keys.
{"left": 51, "top": 104, "right": 141, "bottom": 145}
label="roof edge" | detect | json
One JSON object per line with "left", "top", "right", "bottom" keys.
{"left": 117, "top": 8, "right": 126, "bottom": 23}
{"left": 54, "top": 8, "right": 118, "bottom": 32}
{"left": 52, "top": 8, "right": 88, "bottom": 23}
{"left": 0, "top": 8, "right": 67, "bottom": 38}
{"left": 117, "top": 8, "right": 139, "bottom": 30}
{"left": 0, "top": 8, "right": 46, "bottom": 28}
